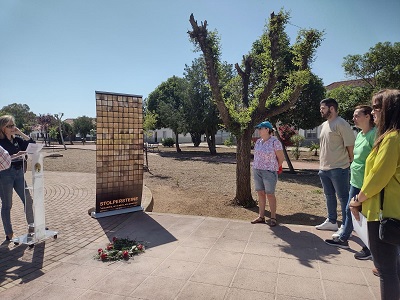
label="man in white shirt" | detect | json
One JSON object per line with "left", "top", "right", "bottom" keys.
{"left": 316, "top": 98, "right": 355, "bottom": 232}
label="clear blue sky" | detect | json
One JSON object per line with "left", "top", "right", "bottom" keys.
{"left": 1, "top": 0, "right": 399, "bottom": 119}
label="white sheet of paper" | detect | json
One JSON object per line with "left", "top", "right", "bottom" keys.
{"left": 26, "top": 143, "right": 44, "bottom": 154}
{"left": 351, "top": 212, "right": 369, "bottom": 248}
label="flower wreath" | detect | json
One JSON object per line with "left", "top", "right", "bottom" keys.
{"left": 95, "top": 237, "right": 146, "bottom": 261}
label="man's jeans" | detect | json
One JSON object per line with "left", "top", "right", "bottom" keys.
{"left": 340, "top": 185, "right": 360, "bottom": 241}
{"left": 318, "top": 168, "right": 349, "bottom": 225}
{"left": 0, "top": 167, "right": 34, "bottom": 236}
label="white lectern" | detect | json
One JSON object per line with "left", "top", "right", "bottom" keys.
{"left": 12, "top": 144, "right": 58, "bottom": 247}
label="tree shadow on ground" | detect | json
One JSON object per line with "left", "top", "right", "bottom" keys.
{"left": 270, "top": 225, "right": 342, "bottom": 267}
{"left": 245, "top": 206, "right": 327, "bottom": 226}
{"left": 279, "top": 169, "right": 322, "bottom": 189}
{"left": 157, "top": 150, "right": 237, "bottom": 165}
{"left": 0, "top": 240, "right": 45, "bottom": 288}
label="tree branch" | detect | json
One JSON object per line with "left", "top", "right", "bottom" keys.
{"left": 188, "top": 14, "right": 233, "bottom": 127}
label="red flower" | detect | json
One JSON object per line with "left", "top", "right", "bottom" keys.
{"left": 107, "top": 244, "right": 113, "bottom": 250}
{"left": 100, "top": 253, "right": 108, "bottom": 260}
{"left": 137, "top": 244, "right": 143, "bottom": 251}
{"left": 112, "top": 237, "right": 117, "bottom": 242}
{"left": 123, "top": 250, "right": 129, "bottom": 259}
{"left": 98, "top": 248, "right": 103, "bottom": 253}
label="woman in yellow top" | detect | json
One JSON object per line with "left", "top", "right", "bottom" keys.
{"left": 350, "top": 89, "right": 400, "bottom": 300}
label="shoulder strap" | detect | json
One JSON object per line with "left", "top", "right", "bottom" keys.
{"left": 379, "top": 188, "right": 385, "bottom": 221}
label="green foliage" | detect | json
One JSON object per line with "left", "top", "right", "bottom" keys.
{"left": 309, "top": 142, "right": 320, "bottom": 156}
{"left": 147, "top": 76, "right": 187, "bottom": 136}
{"left": 183, "top": 57, "right": 222, "bottom": 144}
{"left": 327, "top": 85, "right": 372, "bottom": 122}
{"left": 290, "top": 134, "right": 305, "bottom": 160}
{"left": 73, "top": 116, "right": 94, "bottom": 138}
{"left": 143, "top": 111, "right": 158, "bottom": 138}
{"left": 271, "top": 74, "right": 325, "bottom": 129}
{"left": 162, "top": 137, "right": 175, "bottom": 147}
{"left": 223, "top": 135, "right": 234, "bottom": 147}
{"left": 342, "top": 41, "right": 400, "bottom": 90}
{"left": 48, "top": 127, "right": 59, "bottom": 140}
{"left": 0, "top": 103, "right": 37, "bottom": 133}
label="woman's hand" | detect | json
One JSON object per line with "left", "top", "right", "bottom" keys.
{"left": 349, "top": 195, "right": 362, "bottom": 221}
{"left": 11, "top": 151, "right": 27, "bottom": 160}
{"left": 13, "top": 127, "right": 30, "bottom": 140}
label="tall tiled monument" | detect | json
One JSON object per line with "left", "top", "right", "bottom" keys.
{"left": 92, "top": 91, "right": 143, "bottom": 218}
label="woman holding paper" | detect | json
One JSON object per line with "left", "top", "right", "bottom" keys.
{"left": 350, "top": 89, "right": 400, "bottom": 300}
{"left": 0, "top": 115, "right": 35, "bottom": 241}
{"left": 325, "top": 105, "right": 376, "bottom": 258}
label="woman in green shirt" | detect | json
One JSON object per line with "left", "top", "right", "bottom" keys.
{"left": 325, "top": 105, "right": 376, "bottom": 257}
{"left": 350, "top": 89, "right": 400, "bottom": 300}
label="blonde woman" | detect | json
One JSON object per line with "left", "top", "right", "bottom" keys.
{"left": 0, "top": 115, "right": 35, "bottom": 241}
{"left": 350, "top": 90, "right": 400, "bottom": 299}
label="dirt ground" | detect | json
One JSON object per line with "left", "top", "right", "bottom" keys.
{"left": 39, "top": 144, "right": 331, "bottom": 226}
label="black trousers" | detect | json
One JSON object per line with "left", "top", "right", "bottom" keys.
{"left": 368, "top": 221, "right": 400, "bottom": 300}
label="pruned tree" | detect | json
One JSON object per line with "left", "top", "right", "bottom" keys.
{"left": 37, "top": 114, "right": 57, "bottom": 146}
{"left": 188, "top": 11, "right": 323, "bottom": 207}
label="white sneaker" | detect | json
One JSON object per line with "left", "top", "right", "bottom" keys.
{"left": 315, "top": 219, "right": 338, "bottom": 231}
{"left": 332, "top": 225, "right": 352, "bottom": 240}
{"left": 332, "top": 225, "right": 344, "bottom": 239}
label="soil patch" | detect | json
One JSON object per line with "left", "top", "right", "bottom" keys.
{"left": 39, "top": 145, "right": 332, "bottom": 226}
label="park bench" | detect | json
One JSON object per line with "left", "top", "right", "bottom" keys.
{"left": 144, "top": 142, "right": 160, "bottom": 152}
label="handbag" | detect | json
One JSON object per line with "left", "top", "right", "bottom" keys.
{"left": 378, "top": 189, "right": 400, "bottom": 246}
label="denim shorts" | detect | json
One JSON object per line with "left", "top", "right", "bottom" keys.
{"left": 253, "top": 168, "right": 278, "bottom": 194}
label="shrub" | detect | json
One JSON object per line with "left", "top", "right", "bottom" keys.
{"left": 162, "top": 137, "right": 175, "bottom": 147}
{"left": 224, "top": 135, "right": 234, "bottom": 147}
{"left": 309, "top": 142, "right": 320, "bottom": 156}
{"left": 290, "top": 134, "right": 305, "bottom": 160}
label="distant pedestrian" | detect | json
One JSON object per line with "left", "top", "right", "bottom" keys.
{"left": 251, "top": 121, "right": 284, "bottom": 227}
{"left": 316, "top": 98, "right": 355, "bottom": 231}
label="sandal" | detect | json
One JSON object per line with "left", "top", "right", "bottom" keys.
{"left": 267, "top": 218, "right": 277, "bottom": 227}
{"left": 251, "top": 217, "right": 265, "bottom": 224}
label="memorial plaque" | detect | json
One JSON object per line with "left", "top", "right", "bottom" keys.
{"left": 95, "top": 91, "right": 143, "bottom": 216}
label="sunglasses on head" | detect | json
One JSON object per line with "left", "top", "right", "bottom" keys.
{"left": 372, "top": 104, "right": 382, "bottom": 110}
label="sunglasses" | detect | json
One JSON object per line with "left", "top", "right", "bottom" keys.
{"left": 5, "top": 124, "right": 15, "bottom": 128}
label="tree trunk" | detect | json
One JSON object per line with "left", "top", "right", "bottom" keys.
{"left": 275, "top": 124, "right": 296, "bottom": 174}
{"left": 191, "top": 132, "right": 202, "bottom": 147}
{"left": 232, "top": 129, "right": 256, "bottom": 207}
{"left": 206, "top": 129, "right": 217, "bottom": 155}
{"left": 174, "top": 132, "right": 181, "bottom": 152}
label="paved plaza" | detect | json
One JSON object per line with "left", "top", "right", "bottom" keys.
{"left": 0, "top": 147, "right": 379, "bottom": 299}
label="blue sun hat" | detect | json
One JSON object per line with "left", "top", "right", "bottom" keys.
{"left": 255, "top": 121, "right": 273, "bottom": 130}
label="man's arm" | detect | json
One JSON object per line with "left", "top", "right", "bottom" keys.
{"left": 0, "top": 146, "right": 11, "bottom": 171}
